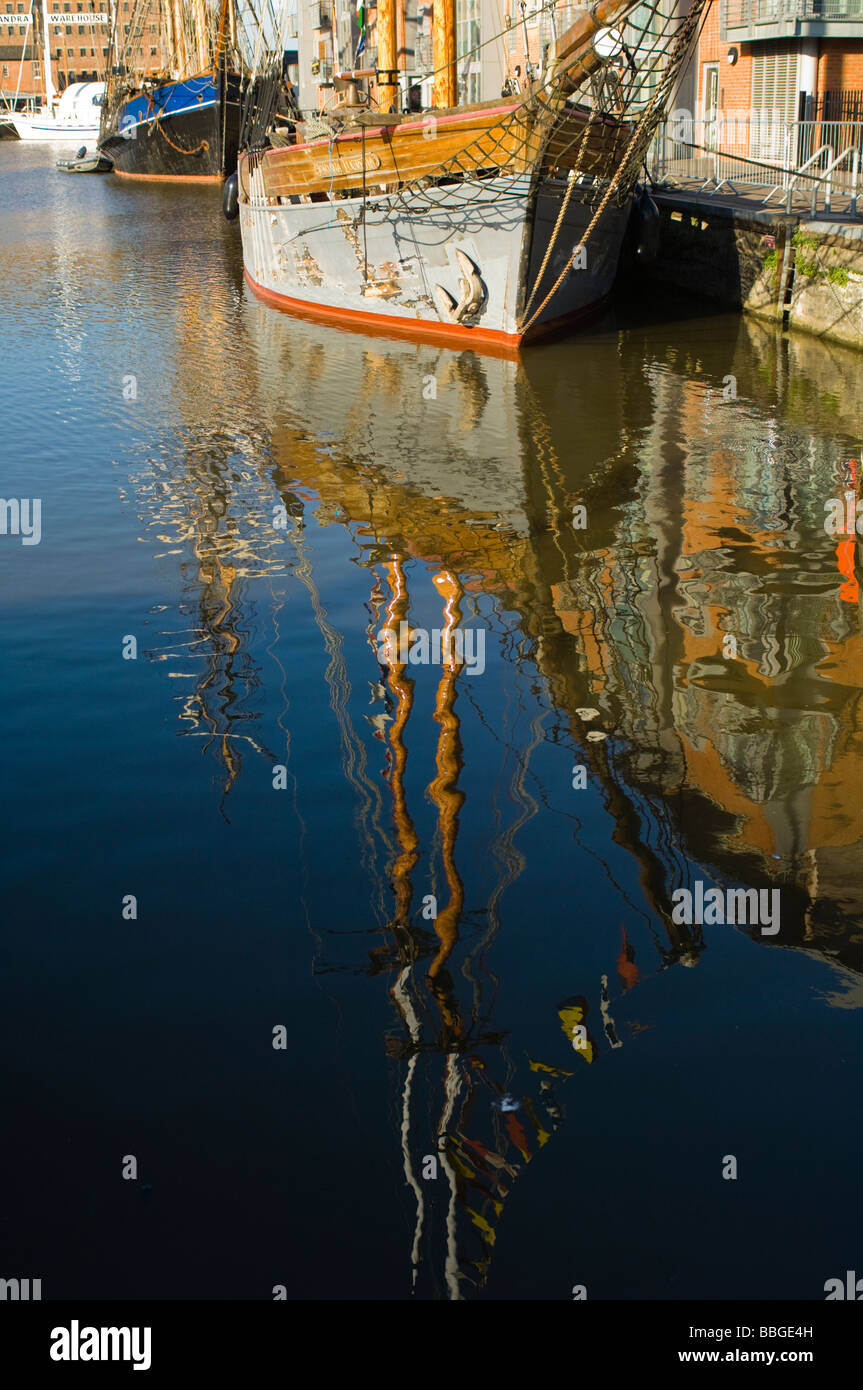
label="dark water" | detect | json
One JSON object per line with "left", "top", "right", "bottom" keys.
{"left": 2, "top": 141, "right": 862, "bottom": 1302}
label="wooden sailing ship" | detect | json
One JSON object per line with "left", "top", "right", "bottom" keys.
{"left": 233, "top": 0, "right": 706, "bottom": 348}
{"left": 98, "top": 0, "right": 248, "bottom": 181}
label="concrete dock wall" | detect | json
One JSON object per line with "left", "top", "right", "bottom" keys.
{"left": 785, "top": 223, "right": 863, "bottom": 350}
{"left": 636, "top": 190, "right": 863, "bottom": 353}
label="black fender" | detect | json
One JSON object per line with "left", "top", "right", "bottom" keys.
{"left": 634, "top": 185, "right": 660, "bottom": 262}
{"left": 222, "top": 170, "right": 239, "bottom": 222}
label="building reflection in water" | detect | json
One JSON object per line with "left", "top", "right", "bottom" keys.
{"left": 127, "top": 289, "right": 863, "bottom": 1294}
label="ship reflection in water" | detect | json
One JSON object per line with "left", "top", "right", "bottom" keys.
{"left": 7, "top": 152, "right": 860, "bottom": 1299}
{"left": 118, "top": 290, "right": 863, "bottom": 1298}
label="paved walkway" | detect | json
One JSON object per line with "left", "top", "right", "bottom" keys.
{"left": 650, "top": 175, "right": 861, "bottom": 228}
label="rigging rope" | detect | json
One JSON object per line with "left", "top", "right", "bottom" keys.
{"left": 517, "top": 0, "right": 706, "bottom": 329}
{"left": 519, "top": 89, "right": 663, "bottom": 332}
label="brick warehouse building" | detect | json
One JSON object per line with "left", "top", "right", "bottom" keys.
{"left": 1, "top": 0, "right": 166, "bottom": 104}
{"left": 0, "top": 3, "right": 40, "bottom": 100}
{"left": 1, "top": 2, "right": 110, "bottom": 100}
{"left": 694, "top": 0, "right": 863, "bottom": 153}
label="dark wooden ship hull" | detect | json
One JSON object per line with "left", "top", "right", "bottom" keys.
{"left": 100, "top": 71, "right": 243, "bottom": 182}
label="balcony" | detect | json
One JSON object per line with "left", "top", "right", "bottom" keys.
{"left": 721, "top": 0, "right": 863, "bottom": 40}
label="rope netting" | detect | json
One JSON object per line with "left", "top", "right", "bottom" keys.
{"left": 370, "top": 0, "right": 709, "bottom": 327}
{"left": 374, "top": 0, "right": 709, "bottom": 223}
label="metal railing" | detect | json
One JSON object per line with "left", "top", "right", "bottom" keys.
{"left": 650, "top": 117, "right": 863, "bottom": 214}
{"left": 723, "top": 0, "right": 863, "bottom": 23}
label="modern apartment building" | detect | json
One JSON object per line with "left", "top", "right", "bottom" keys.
{"left": 695, "top": 0, "right": 863, "bottom": 147}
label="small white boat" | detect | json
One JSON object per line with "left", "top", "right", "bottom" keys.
{"left": 6, "top": 83, "right": 104, "bottom": 143}
{"left": 56, "top": 144, "right": 113, "bottom": 173}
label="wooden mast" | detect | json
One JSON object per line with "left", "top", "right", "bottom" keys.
{"left": 215, "top": 0, "right": 230, "bottom": 56}
{"left": 169, "top": 0, "right": 188, "bottom": 77}
{"left": 192, "top": 0, "right": 210, "bottom": 72}
{"left": 164, "top": 0, "right": 177, "bottom": 75}
{"left": 39, "top": 0, "right": 56, "bottom": 104}
{"left": 433, "top": 0, "right": 457, "bottom": 110}
{"left": 377, "top": 0, "right": 398, "bottom": 113}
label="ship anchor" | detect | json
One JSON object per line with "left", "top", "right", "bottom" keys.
{"left": 433, "top": 250, "right": 484, "bottom": 325}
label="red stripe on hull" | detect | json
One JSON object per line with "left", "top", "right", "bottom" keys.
{"left": 244, "top": 268, "right": 522, "bottom": 354}
{"left": 282, "top": 103, "right": 521, "bottom": 154}
{"left": 241, "top": 265, "right": 525, "bottom": 353}
{"left": 112, "top": 168, "right": 223, "bottom": 183}
{"left": 243, "top": 269, "right": 610, "bottom": 356}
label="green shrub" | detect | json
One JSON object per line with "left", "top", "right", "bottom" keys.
{"left": 793, "top": 227, "right": 820, "bottom": 278}
{"left": 826, "top": 265, "right": 849, "bottom": 287}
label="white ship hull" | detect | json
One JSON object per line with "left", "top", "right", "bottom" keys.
{"left": 8, "top": 113, "right": 101, "bottom": 142}
{"left": 239, "top": 173, "right": 631, "bottom": 351}
{"left": 8, "top": 83, "right": 105, "bottom": 144}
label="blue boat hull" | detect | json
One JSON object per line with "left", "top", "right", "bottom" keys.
{"left": 100, "top": 71, "right": 242, "bottom": 181}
